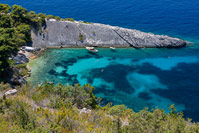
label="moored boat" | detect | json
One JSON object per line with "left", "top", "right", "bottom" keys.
{"left": 86, "top": 47, "right": 98, "bottom": 52}
{"left": 110, "top": 47, "right": 116, "bottom": 49}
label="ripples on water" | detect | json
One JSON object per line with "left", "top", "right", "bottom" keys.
{"left": 2, "top": 0, "right": 199, "bottom": 42}
{"left": 28, "top": 48, "right": 199, "bottom": 121}
{"left": 2, "top": 0, "right": 199, "bottom": 121}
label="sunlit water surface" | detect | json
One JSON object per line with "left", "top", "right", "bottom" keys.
{"left": 28, "top": 47, "right": 199, "bottom": 121}
{"left": 3, "top": 0, "right": 199, "bottom": 121}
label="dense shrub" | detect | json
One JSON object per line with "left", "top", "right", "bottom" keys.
{"left": 0, "top": 83, "right": 198, "bottom": 132}
{"left": 0, "top": 4, "right": 198, "bottom": 132}
{"left": 0, "top": 4, "right": 46, "bottom": 81}
{"left": 63, "top": 18, "right": 75, "bottom": 22}
{"left": 79, "top": 33, "right": 84, "bottom": 41}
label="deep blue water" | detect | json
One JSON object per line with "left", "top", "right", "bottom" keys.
{"left": 2, "top": 0, "right": 199, "bottom": 121}
{"left": 1, "top": 0, "right": 199, "bottom": 43}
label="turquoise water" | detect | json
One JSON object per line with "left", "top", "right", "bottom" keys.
{"left": 28, "top": 47, "right": 199, "bottom": 121}
{"left": 3, "top": 0, "right": 199, "bottom": 121}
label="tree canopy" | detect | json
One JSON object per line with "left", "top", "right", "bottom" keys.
{"left": 0, "top": 4, "right": 11, "bottom": 14}
{"left": 0, "top": 4, "right": 46, "bottom": 81}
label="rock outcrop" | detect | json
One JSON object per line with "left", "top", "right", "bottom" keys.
{"left": 31, "top": 20, "right": 187, "bottom": 48}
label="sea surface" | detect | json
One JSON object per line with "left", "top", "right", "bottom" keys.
{"left": 2, "top": 0, "right": 199, "bottom": 121}
{"left": 28, "top": 47, "right": 199, "bottom": 121}
{"left": 1, "top": 0, "right": 199, "bottom": 43}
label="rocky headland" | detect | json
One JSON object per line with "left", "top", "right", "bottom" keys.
{"left": 9, "top": 19, "right": 188, "bottom": 87}
{"left": 31, "top": 20, "right": 187, "bottom": 48}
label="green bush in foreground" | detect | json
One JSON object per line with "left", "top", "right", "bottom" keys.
{"left": 0, "top": 83, "right": 199, "bottom": 132}
{"left": 0, "top": 3, "right": 199, "bottom": 132}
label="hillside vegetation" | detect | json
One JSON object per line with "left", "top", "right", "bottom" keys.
{"left": 0, "top": 3, "right": 89, "bottom": 82}
{"left": 0, "top": 4, "right": 46, "bottom": 81}
{"left": 0, "top": 4, "right": 199, "bottom": 132}
{"left": 0, "top": 83, "right": 199, "bottom": 132}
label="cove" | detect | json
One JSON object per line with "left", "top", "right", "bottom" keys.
{"left": 28, "top": 47, "right": 199, "bottom": 121}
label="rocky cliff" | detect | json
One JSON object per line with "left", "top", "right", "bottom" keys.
{"left": 31, "top": 20, "right": 187, "bottom": 48}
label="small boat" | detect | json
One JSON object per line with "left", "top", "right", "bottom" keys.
{"left": 21, "top": 46, "right": 35, "bottom": 52}
{"left": 110, "top": 47, "right": 116, "bottom": 50}
{"left": 86, "top": 47, "right": 98, "bottom": 52}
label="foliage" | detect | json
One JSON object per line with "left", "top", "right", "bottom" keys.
{"left": 0, "top": 15, "right": 12, "bottom": 28}
{"left": 46, "top": 15, "right": 60, "bottom": 20}
{"left": 14, "top": 63, "right": 27, "bottom": 68}
{"left": 0, "top": 4, "right": 29, "bottom": 81}
{"left": 32, "top": 83, "right": 99, "bottom": 109}
{"left": 46, "top": 15, "right": 54, "bottom": 19}
{"left": 0, "top": 83, "right": 198, "bottom": 132}
{"left": 0, "top": 4, "right": 44, "bottom": 81}
{"left": 11, "top": 5, "right": 28, "bottom": 26}
{"left": 62, "top": 18, "right": 75, "bottom": 22}
{"left": 0, "top": 3, "right": 89, "bottom": 82}
{"left": 79, "top": 33, "right": 84, "bottom": 41}
{"left": 0, "top": 4, "right": 198, "bottom": 132}
{"left": 54, "top": 16, "right": 61, "bottom": 20}
{"left": 0, "top": 4, "right": 11, "bottom": 14}
{"left": 81, "top": 21, "right": 93, "bottom": 24}
{"left": 108, "top": 104, "right": 127, "bottom": 117}
{"left": 14, "top": 63, "right": 29, "bottom": 76}
{"left": 0, "top": 82, "right": 11, "bottom": 91}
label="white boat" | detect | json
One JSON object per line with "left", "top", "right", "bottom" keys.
{"left": 86, "top": 47, "right": 98, "bottom": 52}
{"left": 21, "top": 46, "right": 35, "bottom": 52}
{"left": 110, "top": 47, "right": 116, "bottom": 49}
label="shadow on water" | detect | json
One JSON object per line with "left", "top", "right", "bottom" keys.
{"left": 38, "top": 51, "right": 199, "bottom": 121}
{"left": 87, "top": 51, "right": 102, "bottom": 58}
{"left": 138, "top": 92, "right": 153, "bottom": 100}
{"left": 86, "top": 64, "right": 136, "bottom": 94}
{"left": 138, "top": 62, "right": 199, "bottom": 121}
{"left": 111, "top": 49, "right": 117, "bottom": 52}
{"left": 47, "top": 57, "right": 80, "bottom": 85}
{"left": 94, "top": 85, "right": 117, "bottom": 106}
{"left": 77, "top": 55, "right": 92, "bottom": 59}
{"left": 48, "top": 69, "right": 58, "bottom": 77}
{"left": 79, "top": 60, "right": 199, "bottom": 121}
{"left": 62, "top": 58, "right": 77, "bottom": 66}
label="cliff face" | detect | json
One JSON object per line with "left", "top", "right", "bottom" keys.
{"left": 31, "top": 20, "right": 187, "bottom": 48}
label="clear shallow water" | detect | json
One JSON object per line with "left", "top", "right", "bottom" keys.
{"left": 2, "top": 0, "right": 199, "bottom": 121}
{"left": 28, "top": 47, "right": 199, "bottom": 121}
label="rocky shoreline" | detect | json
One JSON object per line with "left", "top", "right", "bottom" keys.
{"left": 9, "top": 47, "right": 44, "bottom": 87}
{"left": 9, "top": 20, "right": 189, "bottom": 87}
{"left": 31, "top": 19, "right": 187, "bottom": 48}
